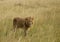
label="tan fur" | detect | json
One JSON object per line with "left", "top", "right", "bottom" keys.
{"left": 13, "top": 16, "right": 34, "bottom": 36}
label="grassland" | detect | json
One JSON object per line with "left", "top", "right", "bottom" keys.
{"left": 0, "top": 0, "right": 60, "bottom": 42}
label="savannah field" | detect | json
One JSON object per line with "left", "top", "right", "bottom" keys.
{"left": 0, "top": 0, "right": 60, "bottom": 42}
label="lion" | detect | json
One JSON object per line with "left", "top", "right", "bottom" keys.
{"left": 13, "top": 16, "right": 34, "bottom": 36}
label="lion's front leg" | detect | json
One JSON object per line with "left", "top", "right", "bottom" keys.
{"left": 23, "top": 28, "right": 28, "bottom": 36}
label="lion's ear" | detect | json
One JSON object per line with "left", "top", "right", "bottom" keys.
{"left": 25, "top": 17, "right": 29, "bottom": 20}
{"left": 30, "top": 16, "right": 34, "bottom": 20}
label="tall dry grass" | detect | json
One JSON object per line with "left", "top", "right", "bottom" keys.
{"left": 0, "top": 0, "right": 60, "bottom": 42}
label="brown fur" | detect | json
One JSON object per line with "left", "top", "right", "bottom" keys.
{"left": 13, "top": 16, "right": 34, "bottom": 36}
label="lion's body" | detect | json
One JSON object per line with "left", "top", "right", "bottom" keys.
{"left": 13, "top": 17, "right": 33, "bottom": 36}
{"left": 13, "top": 18, "right": 25, "bottom": 28}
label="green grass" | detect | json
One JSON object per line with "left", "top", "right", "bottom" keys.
{"left": 0, "top": 0, "right": 60, "bottom": 42}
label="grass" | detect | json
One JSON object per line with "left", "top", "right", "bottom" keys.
{"left": 0, "top": 0, "right": 60, "bottom": 42}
